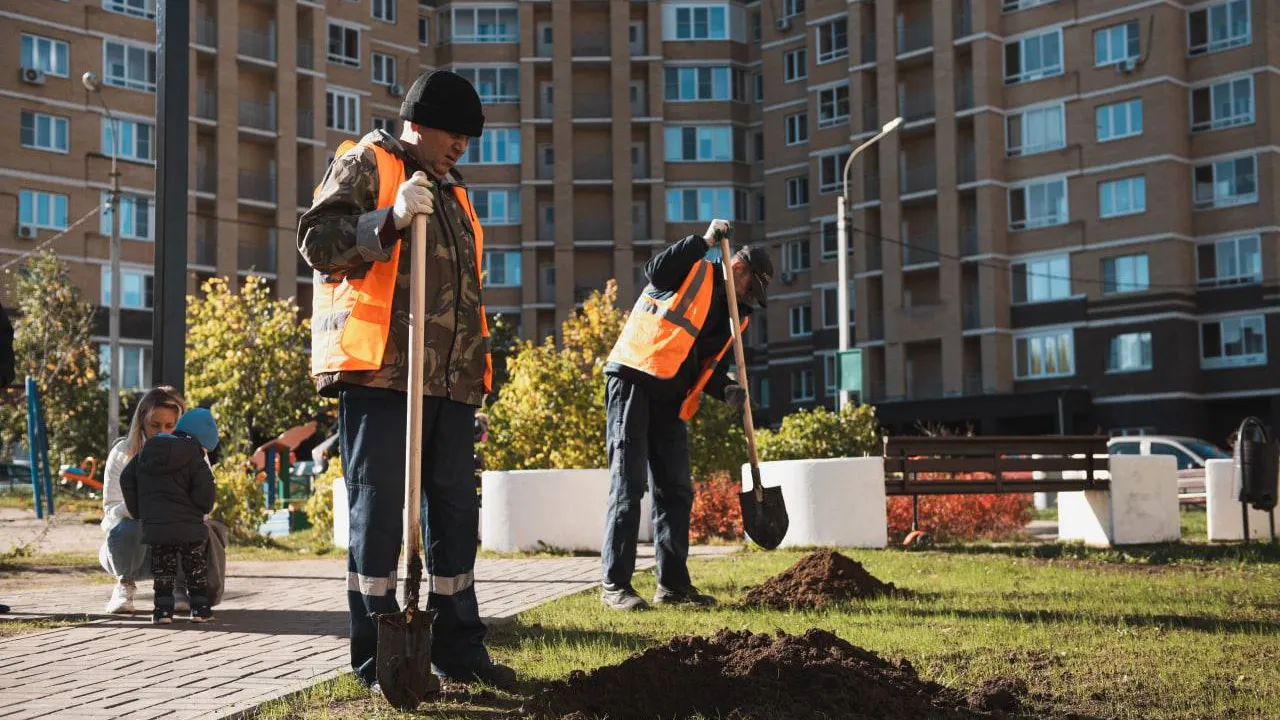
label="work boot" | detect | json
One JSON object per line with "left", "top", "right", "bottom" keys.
{"left": 105, "top": 580, "right": 136, "bottom": 614}
{"left": 653, "top": 584, "right": 717, "bottom": 607}
{"left": 601, "top": 586, "right": 649, "bottom": 612}
{"left": 435, "top": 661, "right": 517, "bottom": 691}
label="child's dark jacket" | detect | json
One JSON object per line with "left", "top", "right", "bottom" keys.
{"left": 121, "top": 433, "right": 216, "bottom": 545}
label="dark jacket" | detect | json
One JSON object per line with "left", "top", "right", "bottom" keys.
{"left": 0, "top": 302, "right": 15, "bottom": 387}
{"left": 120, "top": 432, "right": 217, "bottom": 545}
{"left": 605, "top": 234, "right": 754, "bottom": 402}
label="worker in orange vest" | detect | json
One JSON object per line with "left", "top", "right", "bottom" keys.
{"left": 297, "top": 70, "right": 514, "bottom": 691}
{"left": 601, "top": 219, "right": 773, "bottom": 611}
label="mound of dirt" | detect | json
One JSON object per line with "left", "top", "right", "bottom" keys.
{"left": 533, "top": 628, "right": 1017, "bottom": 720}
{"left": 741, "top": 549, "right": 898, "bottom": 609}
{"left": 968, "top": 676, "right": 1029, "bottom": 713}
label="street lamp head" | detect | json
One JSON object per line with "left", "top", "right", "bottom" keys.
{"left": 82, "top": 71, "right": 101, "bottom": 92}
{"left": 882, "top": 117, "right": 905, "bottom": 134}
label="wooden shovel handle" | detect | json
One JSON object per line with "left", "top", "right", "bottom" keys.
{"left": 404, "top": 214, "right": 428, "bottom": 607}
{"left": 719, "top": 235, "right": 763, "bottom": 500}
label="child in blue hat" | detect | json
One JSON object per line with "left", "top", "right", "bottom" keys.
{"left": 120, "top": 408, "right": 220, "bottom": 624}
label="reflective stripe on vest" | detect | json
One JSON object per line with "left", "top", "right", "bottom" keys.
{"left": 678, "top": 315, "right": 749, "bottom": 422}
{"left": 310, "top": 141, "right": 493, "bottom": 393}
{"left": 606, "top": 260, "right": 715, "bottom": 380}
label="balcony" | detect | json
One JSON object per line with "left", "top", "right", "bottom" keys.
{"left": 964, "top": 371, "right": 983, "bottom": 395}
{"left": 574, "top": 156, "right": 612, "bottom": 182}
{"left": 196, "top": 89, "right": 216, "bottom": 120}
{"left": 196, "top": 163, "right": 216, "bottom": 194}
{"left": 572, "top": 32, "right": 609, "bottom": 57}
{"left": 958, "top": 150, "right": 975, "bottom": 184}
{"left": 954, "top": 0, "right": 972, "bottom": 38}
{"left": 196, "top": 16, "right": 217, "bottom": 47}
{"left": 297, "top": 40, "right": 314, "bottom": 70}
{"left": 897, "top": 20, "right": 933, "bottom": 54}
{"left": 962, "top": 302, "right": 979, "bottom": 330}
{"left": 956, "top": 76, "right": 974, "bottom": 110}
{"left": 573, "top": 94, "right": 611, "bottom": 119}
{"left": 194, "top": 228, "right": 217, "bottom": 267}
{"left": 866, "top": 314, "right": 884, "bottom": 341}
{"left": 297, "top": 108, "right": 314, "bottom": 139}
{"left": 864, "top": 236, "right": 883, "bottom": 271}
{"left": 900, "top": 163, "right": 937, "bottom": 194}
{"left": 900, "top": 91, "right": 935, "bottom": 123}
{"left": 238, "top": 27, "right": 277, "bottom": 62}
{"left": 860, "top": 35, "right": 876, "bottom": 64}
{"left": 238, "top": 171, "right": 276, "bottom": 203}
{"left": 960, "top": 223, "right": 978, "bottom": 256}
{"left": 863, "top": 171, "right": 880, "bottom": 201}
{"left": 902, "top": 233, "right": 938, "bottom": 266}
{"left": 239, "top": 100, "right": 276, "bottom": 131}
{"left": 238, "top": 235, "right": 277, "bottom": 274}
{"left": 861, "top": 103, "right": 879, "bottom": 133}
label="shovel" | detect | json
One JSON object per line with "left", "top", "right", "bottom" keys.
{"left": 374, "top": 213, "right": 440, "bottom": 710}
{"left": 718, "top": 233, "right": 789, "bottom": 550}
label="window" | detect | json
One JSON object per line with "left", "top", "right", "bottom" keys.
{"left": 446, "top": 6, "right": 519, "bottom": 43}
{"left": 817, "top": 154, "right": 840, "bottom": 194}
{"left": 784, "top": 48, "right": 807, "bottom": 82}
{"left": 1012, "top": 254, "right": 1070, "bottom": 303}
{"left": 664, "top": 66, "right": 741, "bottom": 101}
{"left": 791, "top": 369, "right": 815, "bottom": 402}
{"left": 784, "top": 239, "right": 810, "bottom": 273}
{"left": 1096, "top": 99, "right": 1143, "bottom": 141}
{"left": 326, "top": 89, "right": 360, "bottom": 133}
{"left": 103, "top": 40, "right": 156, "bottom": 92}
{"left": 821, "top": 285, "right": 854, "bottom": 328}
{"left": 1109, "top": 441, "right": 1142, "bottom": 454}
{"left": 20, "top": 111, "right": 69, "bottom": 153}
{"left": 816, "top": 20, "right": 849, "bottom": 64}
{"left": 1188, "top": 0, "right": 1250, "bottom": 56}
{"left": 789, "top": 304, "right": 813, "bottom": 336}
{"left": 453, "top": 67, "right": 520, "bottom": 103}
{"left": 1107, "top": 332, "right": 1152, "bottom": 373}
{"left": 1098, "top": 176, "right": 1146, "bottom": 218}
{"left": 371, "top": 52, "right": 396, "bottom": 85}
{"left": 1200, "top": 315, "right": 1266, "bottom": 368}
{"left": 1193, "top": 155, "right": 1257, "bottom": 209}
{"left": 371, "top": 116, "right": 396, "bottom": 134}
{"left": 18, "top": 190, "right": 69, "bottom": 230}
{"left": 753, "top": 73, "right": 763, "bottom": 102}
{"left": 820, "top": 219, "right": 845, "bottom": 259}
{"left": 665, "top": 188, "right": 735, "bottom": 222}
{"left": 734, "top": 189, "right": 749, "bottom": 222}
{"left": 1006, "top": 104, "right": 1065, "bottom": 156}
{"left": 482, "top": 251, "right": 522, "bottom": 287}
{"left": 1002, "top": 0, "right": 1056, "bottom": 11}
{"left": 103, "top": 0, "right": 157, "bottom": 20}
{"left": 1191, "top": 77, "right": 1254, "bottom": 132}
{"left": 756, "top": 193, "right": 765, "bottom": 222}
{"left": 823, "top": 354, "right": 837, "bottom": 396}
{"left": 752, "top": 12, "right": 762, "bottom": 42}
{"left": 1014, "top": 329, "right": 1074, "bottom": 379}
{"left": 1094, "top": 21, "right": 1140, "bottom": 66}
{"left": 785, "top": 113, "right": 808, "bottom": 145}
{"left": 1102, "top": 254, "right": 1149, "bottom": 294}
{"left": 100, "top": 192, "right": 153, "bottom": 241}
{"left": 672, "top": 5, "right": 728, "bottom": 41}
{"left": 101, "top": 118, "right": 154, "bottom": 163}
{"left": 418, "top": 17, "right": 430, "bottom": 45}
{"left": 817, "top": 86, "right": 850, "bottom": 128}
{"left": 460, "top": 128, "right": 521, "bottom": 164}
{"left": 372, "top": 0, "right": 395, "bottom": 23}
{"left": 664, "top": 126, "right": 733, "bottom": 162}
{"left": 21, "top": 34, "right": 69, "bottom": 77}
{"left": 327, "top": 22, "right": 360, "bottom": 66}
{"left": 755, "top": 375, "right": 770, "bottom": 408}
{"left": 786, "top": 177, "right": 809, "bottom": 208}
{"left": 1150, "top": 443, "right": 1198, "bottom": 472}
{"left": 100, "top": 267, "right": 154, "bottom": 309}
{"left": 1197, "top": 235, "right": 1260, "bottom": 287}
{"left": 471, "top": 189, "right": 521, "bottom": 225}
{"left": 1004, "top": 29, "right": 1062, "bottom": 84}
{"left": 1009, "top": 178, "right": 1067, "bottom": 230}
{"left": 782, "top": 0, "right": 805, "bottom": 19}
{"left": 99, "top": 345, "right": 152, "bottom": 392}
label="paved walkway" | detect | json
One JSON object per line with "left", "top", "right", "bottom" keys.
{"left": 0, "top": 547, "right": 735, "bottom": 719}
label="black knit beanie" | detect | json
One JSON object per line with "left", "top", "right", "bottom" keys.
{"left": 399, "top": 70, "right": 485, "bottom": 138}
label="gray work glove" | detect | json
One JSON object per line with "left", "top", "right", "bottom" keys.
{"left": 702, "top": 219, "right": 732, "bottom": 248}
{"left": 392, "top": 171, "right": 435, "bottom": 230}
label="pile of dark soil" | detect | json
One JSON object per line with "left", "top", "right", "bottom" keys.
{"left": 532, "top": 628, "right": 1027, "bottom": 720}
{"left": 741, "top": 548, "right": 899, "bottom": 609}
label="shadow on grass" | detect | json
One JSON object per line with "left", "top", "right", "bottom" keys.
{"left": 916, "top": 540, "right": 1280, "bottom": 566}
{"left": 895, "top": 605, "right": 1280, "bottom": 635}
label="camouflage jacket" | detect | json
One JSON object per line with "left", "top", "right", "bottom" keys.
{"left": 297, "top": 130, "right": 488, "bottom": 406}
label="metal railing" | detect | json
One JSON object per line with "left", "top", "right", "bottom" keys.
{"left": 901, "top": 163, "right": 937, "bottom": 194}
{"left": 196, "top": 16, "right": 217, "bottom": 47}
{"left": 196, "top": 89, "right": 216, "bottom": 120}
{"left": 897, "top": 20, "right": 933, "bottom": 54}
{"left": 238, "top": 171, "right": 276, "bottom": 203}
{"left": 239, "top": 100, "right": 276, "bottom": 131}
{"left": 900, "top": 91, "right": 936, "bottom": 123}
{"left": 297, "top": 108, "right": 314, "bottom": 139}
{"left": 238, "top": 27, "right": 276, "bottom": 62}
{"left": 297, "top": 40, "right": 314, "bottom": 70}
{"left": 902, "top": 232, "right": 939, "bottom": 265}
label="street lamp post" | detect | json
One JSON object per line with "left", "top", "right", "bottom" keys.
{"left": 837, "top": 116, "right": 904, "bottom": 411}
{"left": 83, "top": 71, "right": 122, "bottom": 448}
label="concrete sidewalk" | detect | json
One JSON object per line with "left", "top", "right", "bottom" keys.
{"left": 0, "top": 547, "right": 735, "bottom": 719}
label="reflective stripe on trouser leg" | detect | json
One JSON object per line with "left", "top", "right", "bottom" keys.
{"left": 421, "top": 397, "right": 490, "bottom": 675}
{"left": 340, "top": 387, "right": 407, "bottom": 687}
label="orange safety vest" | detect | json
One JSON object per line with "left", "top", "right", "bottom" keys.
{"left": 607, "top": 260, "right": 748, "bottom": 421}
{"left": 309, "top": 138, "right": 493, "bottom": 393}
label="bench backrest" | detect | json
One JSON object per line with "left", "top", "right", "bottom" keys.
{"left": 883, "top": 435, "right": 1110, "bottom": 477}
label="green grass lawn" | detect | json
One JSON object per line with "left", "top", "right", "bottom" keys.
{"left": 254, "top": 540, "right": 1280, "bottom": 720}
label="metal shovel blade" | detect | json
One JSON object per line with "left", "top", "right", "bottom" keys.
{"left": 740, "top": 466, "right": 788, "bottom": 550}
{"left": 373, "top": 601, "right": 439, "bottom": 710}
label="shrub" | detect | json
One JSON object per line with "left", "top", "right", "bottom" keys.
{"left": 210, "top": 454, "right": 269, "bottom": 543}
{"left": 689, "top": 473, "right": 743, "bottom": 543}
{"left": 886, "top": 491, "right": 1034, "bottom": 543}
{"left": 304, "top": 458, "right": 343, "bottom": 543}
{"left": 755, "top": 404, "right": 881, "bottom": 462}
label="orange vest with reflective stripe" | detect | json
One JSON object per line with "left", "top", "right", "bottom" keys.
{"left": 607, "top": 260, "right": 748, "bottom": 421}
{"left": 310, "top": 139, "right": 492, "bottom": 394}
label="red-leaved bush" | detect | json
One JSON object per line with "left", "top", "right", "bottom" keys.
{"left": 689, "top": 473, "right": 744, "bottom": 543}
{"left": 886, "top": 492, "right": 1034, "bottom": 543}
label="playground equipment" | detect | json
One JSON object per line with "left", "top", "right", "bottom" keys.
{"left": 58, "top": 457, "right": 103, "bottom": 498}
{"left": 23, "top": 377, "right": 54, "bottom": 518}
{"left": 249, "top": 422, "right": 331, "bottom": 536}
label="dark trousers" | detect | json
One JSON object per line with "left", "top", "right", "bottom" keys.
{"left": 601, "top": 374, "right": 694, "bottom": 592}
{"left": 339, "top": 386, "right": 488, "bottom": 687}
{"left": 151, "top": 541, "right": 208, "bottom": 610}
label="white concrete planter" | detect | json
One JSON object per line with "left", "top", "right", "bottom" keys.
{"left": 740, "top": 457, "right": 887, "bottom": 549}
{"left": 1058, "top": 455, "right": 1180, "bottom": 546}
{"left": 1205, "top": 458, "right": 1277, "bottom": 541}
{"left": 480, "top": 469, "right": 653, "bottom": 553}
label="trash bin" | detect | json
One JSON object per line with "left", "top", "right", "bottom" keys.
{"left": 1234, "top": 417, "right": 1279, "bottom": 512}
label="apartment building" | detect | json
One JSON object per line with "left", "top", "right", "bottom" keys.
{"left": 2, "top": 0, "right": 1276, "bottom": 442}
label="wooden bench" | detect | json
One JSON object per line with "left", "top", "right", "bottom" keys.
{"left": 883, "top": 435, "right": 1111, "bottom": 495}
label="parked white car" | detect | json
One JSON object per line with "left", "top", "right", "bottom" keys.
{"left": 1107, "top": 436, "right": 1231, "bottom": 504}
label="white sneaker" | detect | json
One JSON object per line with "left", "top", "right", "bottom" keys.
{"left": 105, "top": 580, "right": 136, "bottom": 614}
{"left": 173, "top": 587, "right": 191, "bottom": 614}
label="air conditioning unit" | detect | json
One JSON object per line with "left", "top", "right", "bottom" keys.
{"left": 16, "top": 224, "right": 37, "bottom": 240}
{"left": 780, "top": 270, "right": 795, "bottom": 285}
{"left": 1115, "top": 57, "right": 1138, "bottom": 74}
{"left": 388, "top": 83, "right": 404, "bottom": 97}
{"left": 20, "top": 66, "right": 46, "bottom": 86}
{"left": 776, "top": 17, "right": 792, "bottom": 32}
